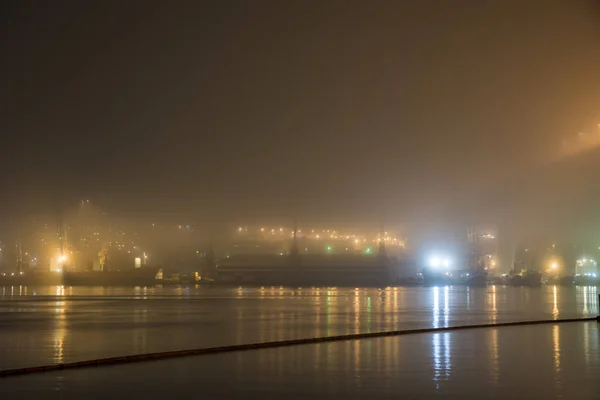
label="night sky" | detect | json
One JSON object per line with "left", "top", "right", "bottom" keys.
{"left": 1, "top": 1, "right": 599, "bottom": 240}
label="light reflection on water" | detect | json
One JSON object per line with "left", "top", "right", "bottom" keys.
{"left": 553, "top": 285, "right": 559, "bottom": 319}
{"left": 443, "top": 286, "right": 449, "bottom": 327}
{"left": 491, "top": 285, "right": 497, "bottom": 323}
{"left": 0, "top": 285, "right": 598, "bottom": 372}
{"left": 581, "top": 285, "right": 597, "bottom": 315}
{"left": 432, "top": 286, "right": 439, "bottom": 328}
{"left": 53, "top": 299, "right": 66, "bottom": 364}
{"left": 490, "top": 328, "right": 499, "bottom": 385}
{"left": 432, "top": 332, "right": 452, "bottom": 390}
{"left": 552, "top": 324, "right": 561, "bottom": 390}
{"left": 2, "top": 323, "right": 599, "bottom": 399}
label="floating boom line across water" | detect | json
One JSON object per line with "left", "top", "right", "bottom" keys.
{"left": 0, "top": 316, "right": 598, "bottom": 378}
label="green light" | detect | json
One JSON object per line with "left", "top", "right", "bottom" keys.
{"left": 364, "top": 247, "right": 372, "bottom": 254}
{"left": 326, "top": 245, "right": 333, "bottom": 253}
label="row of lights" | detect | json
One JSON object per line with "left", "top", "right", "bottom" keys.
{"left": 238, "top": 226, "right": 403, "bottom": 246}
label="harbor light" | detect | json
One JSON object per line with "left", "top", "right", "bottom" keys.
{"left": 429, "top": 257, "right": 441, "bottom": 268}
{"left": 428, "top": 255, "right": 452, "bottom": 269}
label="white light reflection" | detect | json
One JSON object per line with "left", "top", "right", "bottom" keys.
{"left": 432, "top": 287, "right": 440, "bottom": 328}
{"left": 584, "top": 286, "right": 599, "bottom": 315}
{"left": 443, "top": 332, "right": 451, "bottom": 375}
{"left": 432, "top": 332, "right": 452, "bottom": 389}
{"left": 433, "top": 333, "right": 441, "bottom": 383}
{"left": 443, "top": 286, "right": 449, "bottom": 327}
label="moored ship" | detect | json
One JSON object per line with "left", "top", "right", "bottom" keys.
{"left": 216, "top": 230, "right": 402, "bottom": 287}
{"left": 506, "top": 270, "right": 542, "bottom": 286}
{"left": 63, "top": 266, "right": 160, "bottom": 286}
{"left": 216, "top": 253, "right": 397, "bottom": 287}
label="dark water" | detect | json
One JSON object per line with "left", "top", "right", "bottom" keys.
{"left": 3, "top": 323, "right": 599, "bottom": 399}
{"left": 0, "top": 285, "right": 599, "bottom": 398}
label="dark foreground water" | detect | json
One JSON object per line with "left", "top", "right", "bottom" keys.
{"left": 2, "top": 322, "right": 598, "bottom": 399}
{"left": 0, "top": 285, "right": 599, "bottom": 398}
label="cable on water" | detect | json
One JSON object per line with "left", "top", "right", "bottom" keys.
{"left": 0, "top": 316, "right": 598, "bottom": 378}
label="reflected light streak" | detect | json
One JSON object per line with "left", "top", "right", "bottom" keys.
{"left": 443, "top": 332, "right": 451, "bottom": 379}
{"left": 326, "top": 291, "right": 332, "bottom": 336}
{"left": 432, "top": 287, "right": 440, "bottom": 329}
{"left": 392, "top": 289, "right": 399, "bottom": 327}
{"left": 552, "top": 325, "right": 562, "bottom": 388}
{"left": 443, "top": 286, "right": 449, "bottom": 328}
{"left": 313, "top": 290, "right": 321, "bottom": 339}
{"left": 587, "top": 286, "right": 599, "bottom": 315}
{"left": 433, "top": 333, "right": 441, "bottom": 385}
{"left": 53, "top": 297, "right": 66, "bottom": 364}
{"left": 491, "top": 285, "right": 497, "bottom": 323}
{"left": 552, "top": 285, "right": 559, "bottom": 319}
{"left": 432, "top": 332, "right": 451, "bottom": 389}
{"left": 353, "top": 291, "right": 360, "bottom": 334}
{"left": 490, "top": 328, "right": 499, "bottom": 384}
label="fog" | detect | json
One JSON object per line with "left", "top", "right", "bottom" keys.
{"left": 0, "top": 0, "right": 599, "bottom": 247}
